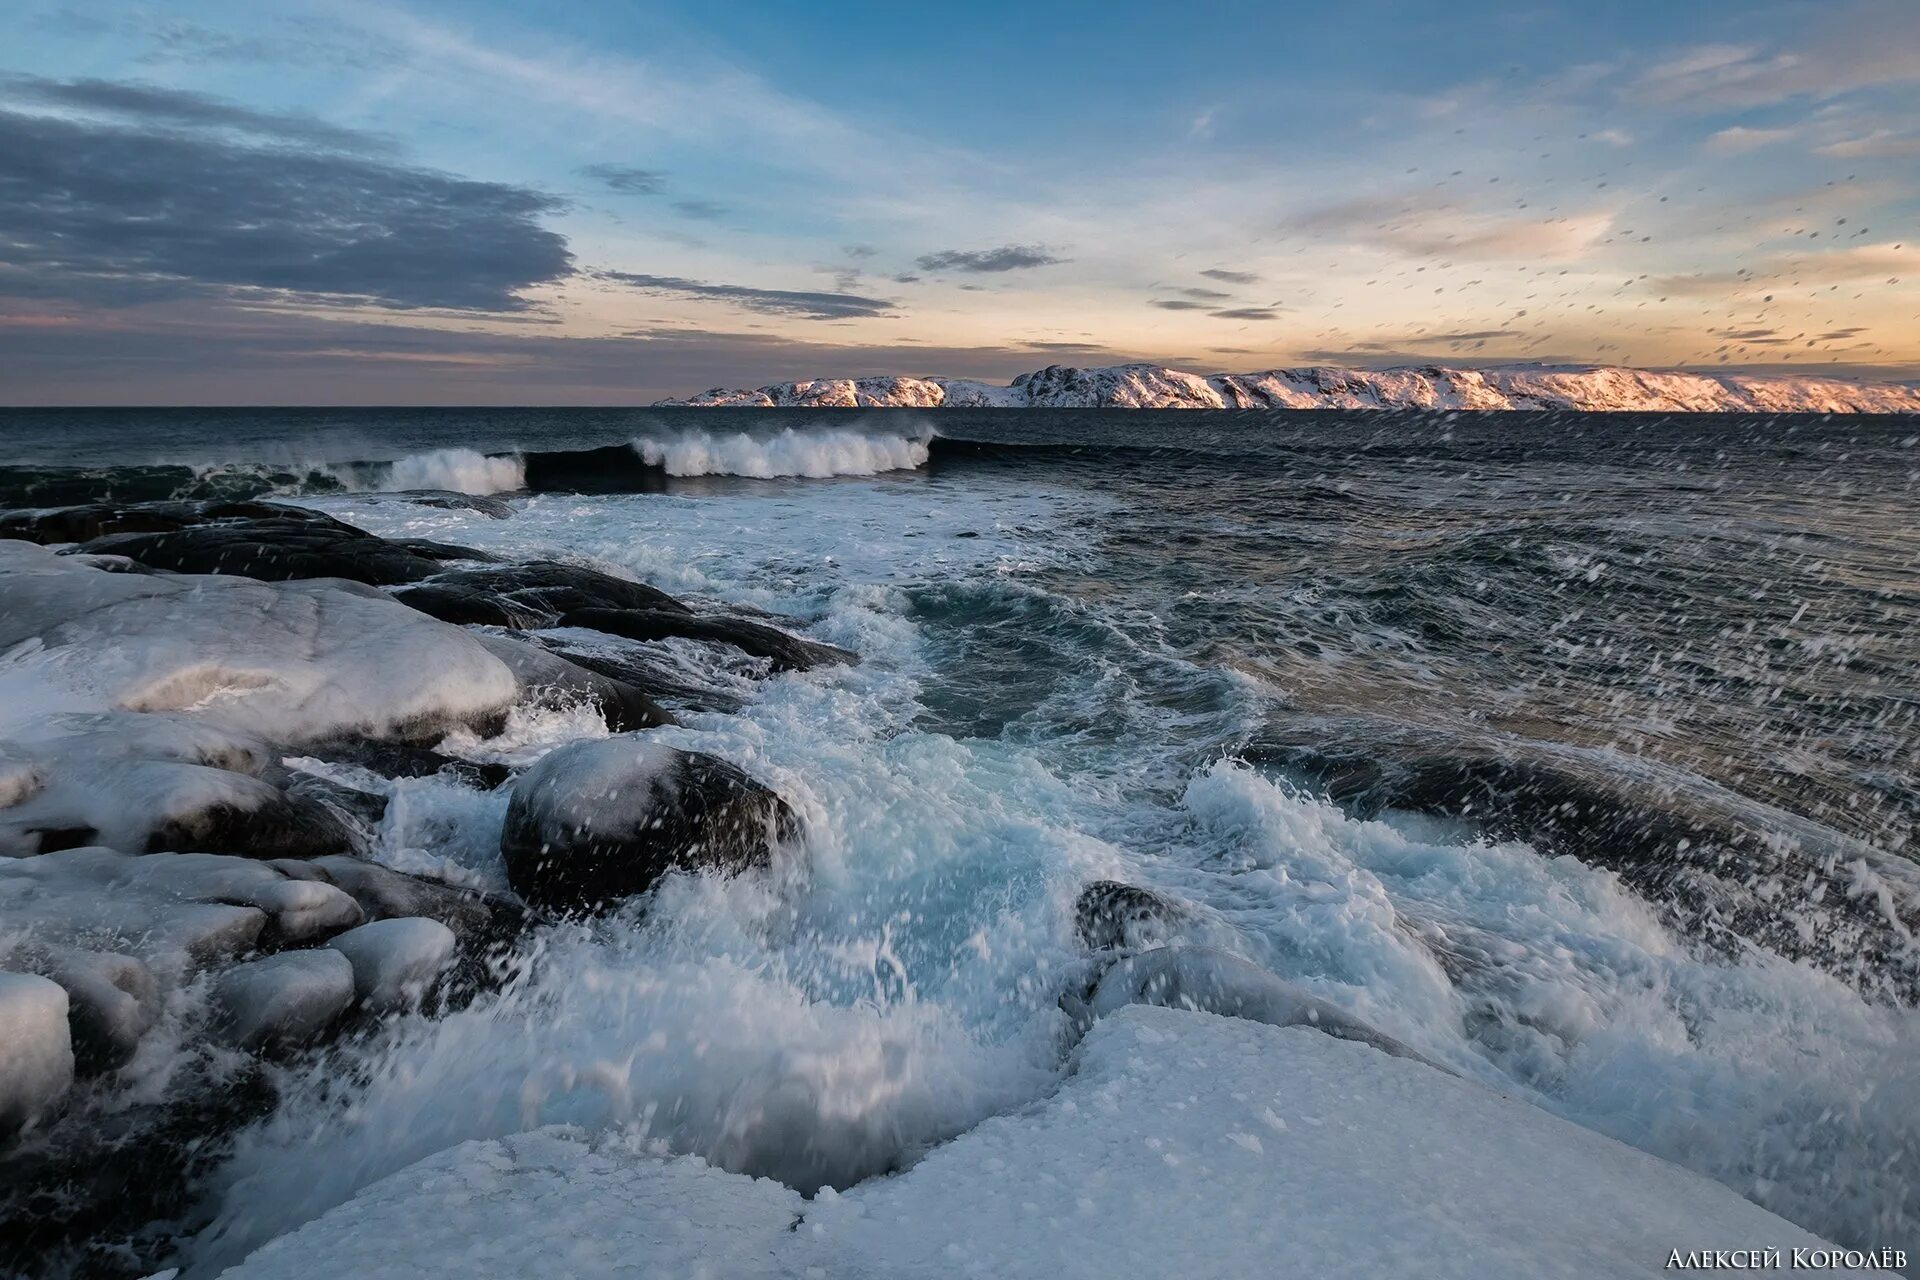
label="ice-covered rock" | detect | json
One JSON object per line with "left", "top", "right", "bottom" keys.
{"left": 0, "top": 848, "right": 364, "bottom": 978}
{"left": 34, "top": 947, "right": 158, "bottom": 1074}
{"left": 269, "top": 855, "right": 512, "bottom": 941}
{"left": 1086, "top": 945, "right": 1429, "bottom": 1063}
{"left": 657, "top": 361, "right": 1920, "bottom": 413}
{"left": 216, "top": 1007, "right": 1872, "bottom": 1280}
{"left": 213, "top": 950, "right": 356, "bottom": 1051}
{"left": 325, "top": 918, "right": 456, "bottom": 1010}
{"left": 500, "top": 736, "right": 797, "bottom": 912}
{"left": 0, "top": 540, "right": 520, "bottom": 745}
{"left": 0, "top": 972, "right": 73, "bottom": 1135}
{"left": 73, "top": 509, "right": 492, "bottom": 587}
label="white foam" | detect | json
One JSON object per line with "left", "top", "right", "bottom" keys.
{"left": 634, "top": 428, "right": 931, "bottom": 478}
{"left": 196, "top": 474, "right": 1919, "bottom": 1267}
{"left": 373, "top": 448, "right": 526, "bottom": 495}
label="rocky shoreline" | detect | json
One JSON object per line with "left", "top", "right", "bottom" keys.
{"left": 1, "top": 489, "right": 1904, "bottom": 1278}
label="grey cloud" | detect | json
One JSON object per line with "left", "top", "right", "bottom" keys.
{"left": 601, "top": 272, "right": 894, "bottom": 319}
{"left": 1149, "top": 299, "right": 1210, "bottom": 311}
{"left": 580, "top": 164, "right": 668, "bottom": 194}
{"left": 1200, "top": 268, "right": 1260, "bottom": 284}
{"left": 1174, "top": 286, "right": 1232, "bottom": 299}
{"left": 671, "top": 199, "right": 729, "bottom": 221}
{"left": 914, "top": 245, "right": 1065, "bottom": 273}
{"left": 1208, "top": 308, "right": 1279, "bottom": 320}
{"left": 843, "top": 244, "right": 878, "bottom": 259}
{"left": 0, "top": 74, "right": 387, "bottom": 153}
{"left": 0, "top": 97, "right": 572, "bottom": 311}
{"left": 1410, "top": 329, "right": 1517, "bottom": 343}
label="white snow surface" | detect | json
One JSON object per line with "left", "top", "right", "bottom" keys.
{"left": 0, "top": 539, "right": 519, "bottom": 745}
{"left": 325, "top": 917, "right": 456, "bottom": 1010}
{"left": 220, "top": 1006, "right": 1869, "bottom": 1280}
{"left": 0, "top": 971, "right": 72, "bottom": 1134}
{"left": 657, "top": 361, "right": 1920, "bottom": 413}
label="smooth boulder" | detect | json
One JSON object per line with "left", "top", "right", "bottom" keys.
{"left": 0, "top": 973, "right": 74, "bottom": 1135}
{"left": 326, "top": 918, "right": 457, "bottom": 1010}
{"left": 212, "top": 950, "right": 356, "bottom": 1051}
{"left": 501, "top": 736, "right": 796, "bottom": 912}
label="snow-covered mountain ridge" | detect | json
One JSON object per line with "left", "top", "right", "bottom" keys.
{"left": 657, "top": 362, "right": 1920, "bottom": 413}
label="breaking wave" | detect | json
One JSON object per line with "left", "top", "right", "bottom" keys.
{"left": 633, "top": 427, "right": 932, "bottom": 478}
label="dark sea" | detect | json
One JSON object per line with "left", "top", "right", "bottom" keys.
{"left": 2, "top": 407, "right": 1917, "bottom": 1266}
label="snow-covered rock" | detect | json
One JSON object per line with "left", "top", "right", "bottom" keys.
{"left": 0, "top": 972, "right": 73, "bottom": 1135}
{"left": 213, "top": 950, "right": 356, "bottom": 1051}
{"left": 0, "top": 847, "right": 364, "bottom": 979}
{"left": 657, "top": 362, "right": 1920, "bottom": 413}
{"left": 500, "top": 735, "right": 797, "bottom": 912}
{"left": 0, "top": 540, "right": 519, "bottom": 746}
{"left": 217, "top": 1006, "right": 1872, "bottom": 1280}
{"left": 325, "top": 918, "right": 456, "bottom": 1010}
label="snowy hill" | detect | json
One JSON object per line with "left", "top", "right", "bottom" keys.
{"left": 657, "top": 362, "right": 1920, "bottom": 413}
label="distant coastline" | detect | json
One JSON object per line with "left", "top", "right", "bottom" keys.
{"left": 658, "top": 362, "right": 1920, "bottom": 413}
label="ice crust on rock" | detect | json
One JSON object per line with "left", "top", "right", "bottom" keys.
{"left": 213, "top": 950, "right": 356, "bottom": 1051}
{"left": 658, "top": 361, "right": 1920, "bottom": 413}
{"left": 325, "top": 918, "right": 456, "bottom": 1010}
{"left": 217, "top": 1007, "right": 1867, "bottom": 1280}
{"left": 0, "top": 972, "right": 73, "bottom": 1135}
{"left": 0, "top": 540, "right": 519, "bottom": 746}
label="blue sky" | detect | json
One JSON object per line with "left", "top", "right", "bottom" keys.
{"left": 2, "top": 0, "right": 1916, "bottom": 403}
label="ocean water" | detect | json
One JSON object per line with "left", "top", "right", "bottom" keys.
{"left": 1, "top": 407, "right": 1916, "bottom": 1267}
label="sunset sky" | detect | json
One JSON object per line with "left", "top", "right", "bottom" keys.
{"left": 3, "top": 0, "right": 1917, "bottom": 403}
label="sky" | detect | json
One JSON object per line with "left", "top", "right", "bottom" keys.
{"left": 2, "top": 0, "right": 1917, "bottom": 404}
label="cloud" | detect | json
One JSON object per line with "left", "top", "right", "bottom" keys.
{"left": 1703, "top": 125, "right": 1798, "bottom": 154}
{"left": 580, "top": 163, "right": 667, "bottom": 194}
{"left": 1149, "top": 299, "right": 1210, "bottom": 311}
{"left": 842, "top": 244, "right": 878, "bottom": 259}
{"left": 1628, "top": 2, "right": 1920, "bottom": 108}
{"left": 1173, "top": 286, "right": 1232, "bottom": 299}
{"left": 671, "top": 199, "right": 729, "bottom": 221}
{"left": 0, "top": 73, "right": 387, "bottom": 153}
{"left": 914, "top": 245, "right": 1065, "bottom": 273}
{"left": 0, "top": 87, "right": 571, "bottom": 310}
{"left": 1816, "top": 130, "right": 1920, "bottom": 158}
{"left": 1201, "top": 268, "right": 1260, "bottom": 284}
{"left": 601, "top": 272, "right": 894, "bottom": 319}
{"left": 1208, "top": 308, "right": 1279, "bottom": 320}
{"left": 1286, "top": 195, "right": 1612, "bottom": 261}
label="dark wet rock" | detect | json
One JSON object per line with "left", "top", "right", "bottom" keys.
{"left": 0, "top": 498, "right": 352, "bottom": 546}
{"left": 298, "top": 739, "right": 513, "bottom": 791}
{"left": 1245, "top": 720, "right": 1920, "bottom": 1004}
{"left": 398, "top": 560, "right": 691, "bottom": 629}
{"left": 75, "top": 518, "right": 492, "bottom": 587}
{"left": 1073, "top": 880, "right": 1190, "bottom": 952}
{"left": 561, "top": 608, "right": 858, "bottom": 673}
{"left": 390, "top": 489, "right": 516, "bottom": 518}
{"left": 519, "top": 631, "right": 749, "bottom": 712}
{"left": 389, "top": 583, "right": 555, "bottom": 629}
{"left": 501, "top": 736, "right": 797, "bottom": 913}
{"left": 476, "top": 634, "right": 675, "bottom": 733}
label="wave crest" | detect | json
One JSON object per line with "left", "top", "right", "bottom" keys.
{"left": 635, "top": 428, "right": 931, "bottom": 478}
{"left": 375, "top": 448, "right": 527, "bottom": 495}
